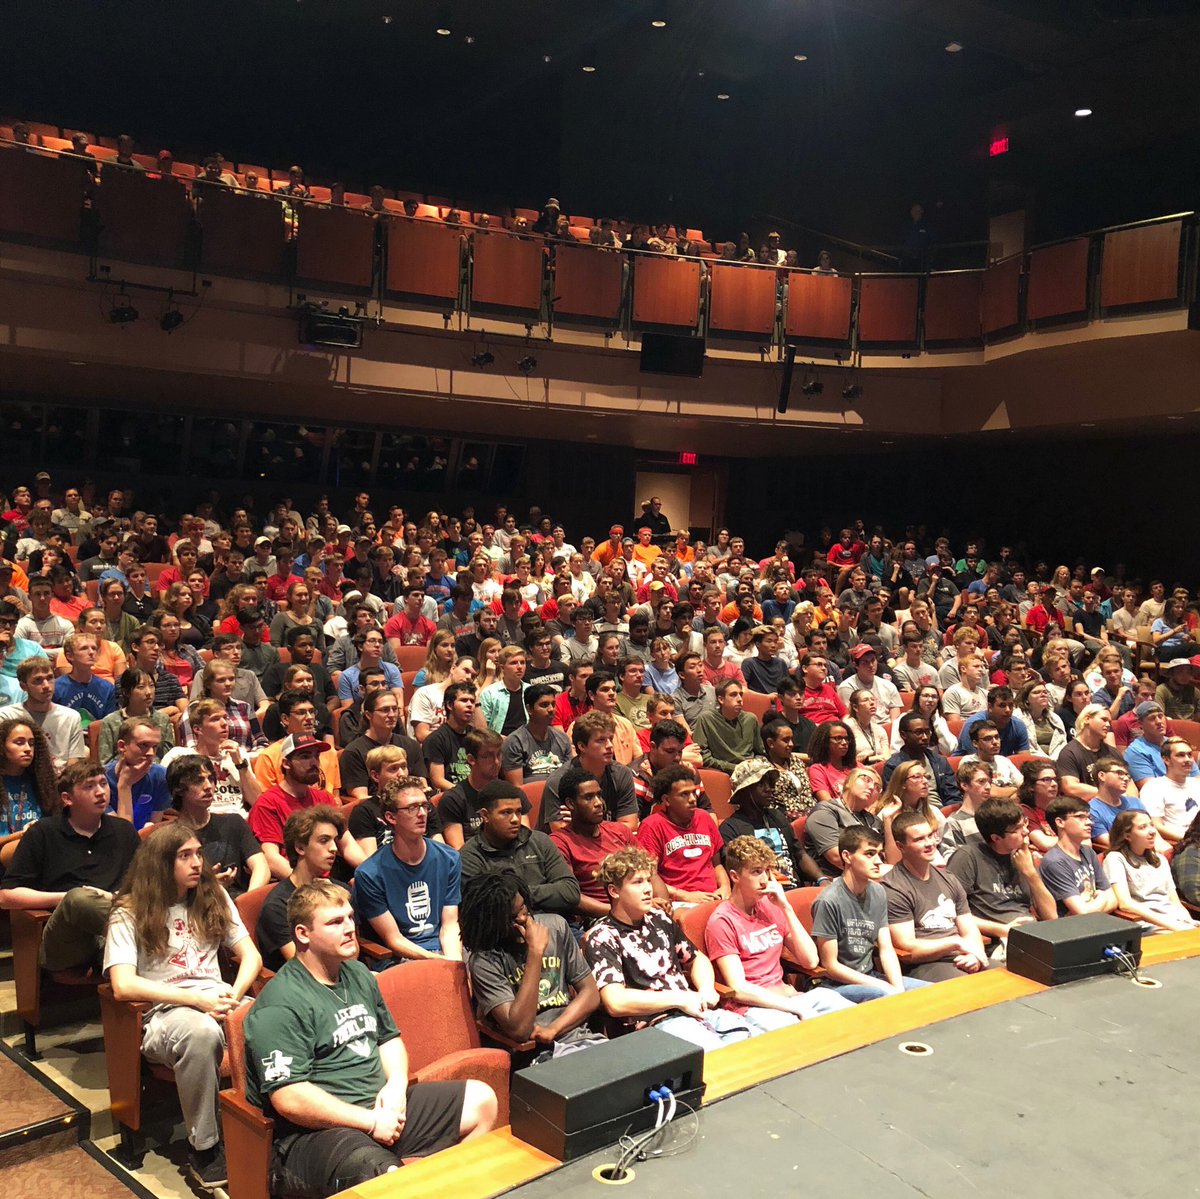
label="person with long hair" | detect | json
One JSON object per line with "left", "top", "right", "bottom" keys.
{"left": 1014, "top": 679, "right": 1067, "bottom": 759}
{"left": 215, "top": 582, "right": 263, "bottom": 641}
{"left": 412, "top": 629, "right": 456, "bottom": 689}
{"left": 874, "top": 759, "right": 945, "bottom": 866}
{"left": 0, "top": 717, "right": 57, "bottom": 842}
{"left": 183, "top": 659, "right": 266, "bottom": 753}
{"left": 150, "top": 610, "right": 206, "bottom": 693}
{"left": 1055, "top": 678, "right": 1093, "bottom": 744}
{"left": 1104, "top": 809, "right": 1196, "bottom": 931}
{"left": 160, "top": 581, "right": 212, "bottom": 649}
{"left": 807, "top": 721, "right": 857, "bottom": 803}
{"left": 844, "top": 689, "right": 889, "bottom": 765}
{"left": 890, "top": 685, "right": 956, "bottom": 756}
{"left": 475, "top": 636, "right": 502, "bottom": 690}
{"left": 103, "top": 821, "right": 261, "bottom": 1191}
{"left": 269, "top": 579, "right": 326, "bottom": 652}
{"left": 1151, "top": 595, "right": 1200, "bottom": 659}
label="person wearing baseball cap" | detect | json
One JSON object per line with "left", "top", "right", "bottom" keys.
{"left": 1124, "top": 700, "right": 1199, "bottom": 790}
{"left": 715, "top": 758, "right": 807, "bottom": 888}
{"left": 249, "top": 734, "right": 359, "bottom": 879}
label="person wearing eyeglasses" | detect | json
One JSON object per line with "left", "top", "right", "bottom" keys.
{"left": 351, "top": 776, "right": 461, "bottom": 965}
{"left": 1038, "top": 796, "right": 1118, "bottom": 917}
{"left": 1087, "top": 758, "right": 1149, "bottom": 851}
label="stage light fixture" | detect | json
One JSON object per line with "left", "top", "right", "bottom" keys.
{"left": 518, "top": 355, "right": 537, "bottom": 375}
{"left": 109, "top": 292, "right": 139, "bottom": 325}
{"left": 651, "top": 19, "right": 667, "bottom": 28}
{"left": 801, "top": 377, "right": 823, "bottom": 397}
{"left": 1074, "top": 107, "right": 1092, "bottom": 117}
{"left": 793, "top": 54, "right": 808, "bottom": 62}
{"left": 160, "top": 309, "right": 184, "bottom": 333}
{"left": 471, "top": 350, "right": 495, "bottom": 368}
{"left": 842, "top": 383, "right": 862, "bottom": 401}
{"left": 945, "top": 41, "right": 963, "bottom": 52}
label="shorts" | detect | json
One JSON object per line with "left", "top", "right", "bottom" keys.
{"left": 270, "top": 1080, "right": 466, "bottom": 1198}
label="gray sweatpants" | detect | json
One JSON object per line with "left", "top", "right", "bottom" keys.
{"left": 141, "top": 1005, "right": 226, "bottom": 1151}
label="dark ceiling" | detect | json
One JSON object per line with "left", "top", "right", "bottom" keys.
{"left": 4, "top": 1, "right": 1199, "bottom": 254}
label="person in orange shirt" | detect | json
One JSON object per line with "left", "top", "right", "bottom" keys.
{"left": 591, "top": 525, "right": 625, "bottom": 568}
{"left": 631, "top": 527, "right": 662, "bottom": 569}
{"left": 673, "top": 531, "right": 695, "bottom": 565}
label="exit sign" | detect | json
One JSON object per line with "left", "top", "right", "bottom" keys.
{"left": 989, "top": 136, "right": 1009, "bottom": 157}
{"left": 679, "top": 451, "right": 697, "bottom": 465}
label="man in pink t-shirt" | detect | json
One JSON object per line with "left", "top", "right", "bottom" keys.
{"left": 636, "top": 765, "right": 728, "bottom": 903}
{"left": 704, "top": 836, "right": 853, "bottom": 1027}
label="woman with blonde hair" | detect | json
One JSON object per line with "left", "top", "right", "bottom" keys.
{"left": 874, "top": 759, "right": 944, "bottom": 865}
{"left": 104, "top": 822, "right": 261, "bottom": 1190}
{"left": 475, "top": 636, "right": 502, "bottom": 690}
{"left": 412, "top": 629, "right": 456, "bottom": 689}
{"left": 269, "top": 579, "right": 326, "bottom": 651}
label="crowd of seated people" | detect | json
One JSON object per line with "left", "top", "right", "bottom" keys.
{"left": 2, "top": 120, "right": 840, "bottom": 271}
{"left": 3, "top": 475, "right": 1200, "bottom": 1194}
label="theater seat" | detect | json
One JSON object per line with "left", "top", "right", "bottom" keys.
{"left": 698, "top": 769, "right": 734, "bottom": 823}
{"left": 1169, "top": 719, "right": 1200, "bottom": 751}
{"left": 521, "top": 780, "right": 545, "bottom": 830}
{"left": 741, "top": 690, "right": 774, "bottom": 723}
{"left": 219, "top": 1000, "right": 273, "bottom": 1199}
{"left": 375, "top": 959, "right": 511, "bottom": 1125}
{"left": 393, "top": 644, "right": 428, "bottom": 672}
{"left": 100, "top": 982, "right": 232, "bottom": 1167}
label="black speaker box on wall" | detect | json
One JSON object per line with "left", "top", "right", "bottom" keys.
{"left": 640, "top": 332, "right": 705, "bottom": 377}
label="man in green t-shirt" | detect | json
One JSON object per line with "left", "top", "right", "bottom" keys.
{"left": 244, "top": 880, "right": 497, "bottom": 1196}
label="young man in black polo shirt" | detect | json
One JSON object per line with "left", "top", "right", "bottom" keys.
{"left": 0, "top": 759, "right": 139, "bottom": 970}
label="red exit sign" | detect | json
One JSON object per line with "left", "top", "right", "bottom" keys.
{"left": 679, "top": 451, "right": 698, "bottom": 465}
{"left": 989, "top": 136, "right": 1010, "bottom": 157}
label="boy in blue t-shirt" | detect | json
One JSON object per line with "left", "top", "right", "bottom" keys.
{"left": 352, "top": 775, "right": 462, "bottom": 962}
{"left": 105, "top": 717, "right": 170, "bottom": 828}
{"left": 53, "top": 632, "right": 116, "bottom": 724}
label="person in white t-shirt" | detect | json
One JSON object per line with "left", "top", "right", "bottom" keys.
{"left": 942, "top": 654, "right": 990, "bottom": 717}
{"left": 103, "top": 822, "right": 261, "bottom": 1191}
{"left": 409, "top": 656, "right": 478, "bottom": 741}
{"left": 1137, "top": 736, "right": 1200, "bottom": 844}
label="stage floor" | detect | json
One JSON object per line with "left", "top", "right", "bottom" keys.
{"left": 512, "top": 956, "right": 1200, "bottom": 1199}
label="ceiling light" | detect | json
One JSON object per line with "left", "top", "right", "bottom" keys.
{"left": 1075, "top": 107, "right": 1092, "bottom": 117}
{"left": 793, "top": 54, "right": 808, "bottom": 62}
{"left": 716, "top": 92, "right": 730, "bottom": 101}
{"left": 945, "top": 41, "right": 963, "bottom": 52}
{"left": 160, "top": 308, "right": 184, "bottom": 334}
{"left": 436, "top": 27, "right": 451, "bottom": 36}
{"left": 542, "top": 54, "right": 552, "bottom": 63}
{"left": 582, "top": 64, "right": 597, "bottom": 73}
{"left": 651, "top": 19, "right": 667, "bottom": 28}
{"left": 382, "top": 14, "right": 392, "bottom": 23}
{"left": 464, "top": 34, "right": 475, "bottom": 44}
{"left": 108, "top": 293, "right": 139, "bottom": 325}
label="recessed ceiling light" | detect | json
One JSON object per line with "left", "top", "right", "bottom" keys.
{"left": 1075, "top": 107, "right": 1092, "bottom": 117}
{"left": 542, "top": 54, "right": 552, "bottom": 63}
{"left": 1080, "top": 422, "right": 1096, "bottom": 428}
{"left": 945, "top": 41, "right": 963, "bottom": 52}
{"left": 696, "top": 69, "right": 705, "bottom": 78}
{"left": 582, "top": 64, "right": 596, "bottom": 72}
{"left": 717, "top": 92, "right": 730, "bottom": 100}
{"left": 793, "top": 54, "right": 808, "bottom": 62}
{"left": 651, "top": 19, "right": 667, "bottom": 28}
{"left": 436, "top": 27, "right": 451, "bottom": 36}
{"left": 382, "top": 14, "right": 392, "bottom": 24}
{"left": 464, "top": 34, "right": 475, "bottom": 44}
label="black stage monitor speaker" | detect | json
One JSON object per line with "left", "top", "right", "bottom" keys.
{"left": 509, "top": 1028, "right": 705, "bottom": 1161}
{"left": 640, "top": 332, "right": 705, "bottom": 378}
{"left": 1006, "top": 913, "right": 1142, "bottom": 986}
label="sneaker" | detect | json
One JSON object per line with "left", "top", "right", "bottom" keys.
{"left": 188, "top": 1144, "right": 228, "bottom": 1191}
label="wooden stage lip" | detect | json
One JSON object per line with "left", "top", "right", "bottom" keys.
{"left": 336, "top": 928, "right": 1200, "bottom": 1199}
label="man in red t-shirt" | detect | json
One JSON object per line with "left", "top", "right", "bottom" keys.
{"left": 636, "top": 765, "right": 728, "bottom": 903}
{"left": 701, "top": 628, "right": 744, "bottom": 689}
{"left": 553, "top": 660, "right": 593, "bottom": 730}
{"left": 248, "top": 735, "right": 362, "bottom": 879}
{"left": 385, "top": 585, "right": 437, "bottom": 652}
{"left": 549, "top": 768, "right": 639, "bottom": 920}
{"left": 799, "top": 652, "right": 846, "bottom": 725}
{"left": 827, "top": 529, "right": 865, "bottom": 570}
{"left": 263, "top": 546, "right": 302, "bottom": 605}
{"left": 1025, "top": 586, "right": 1063, "bottom": 639}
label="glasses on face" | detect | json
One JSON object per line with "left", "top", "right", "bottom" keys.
{"left": 1036, "top": 775, "right": 1057, "bottom": 785}
{"left": 395, "top": 802, "right": 431, "bottom": 816}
